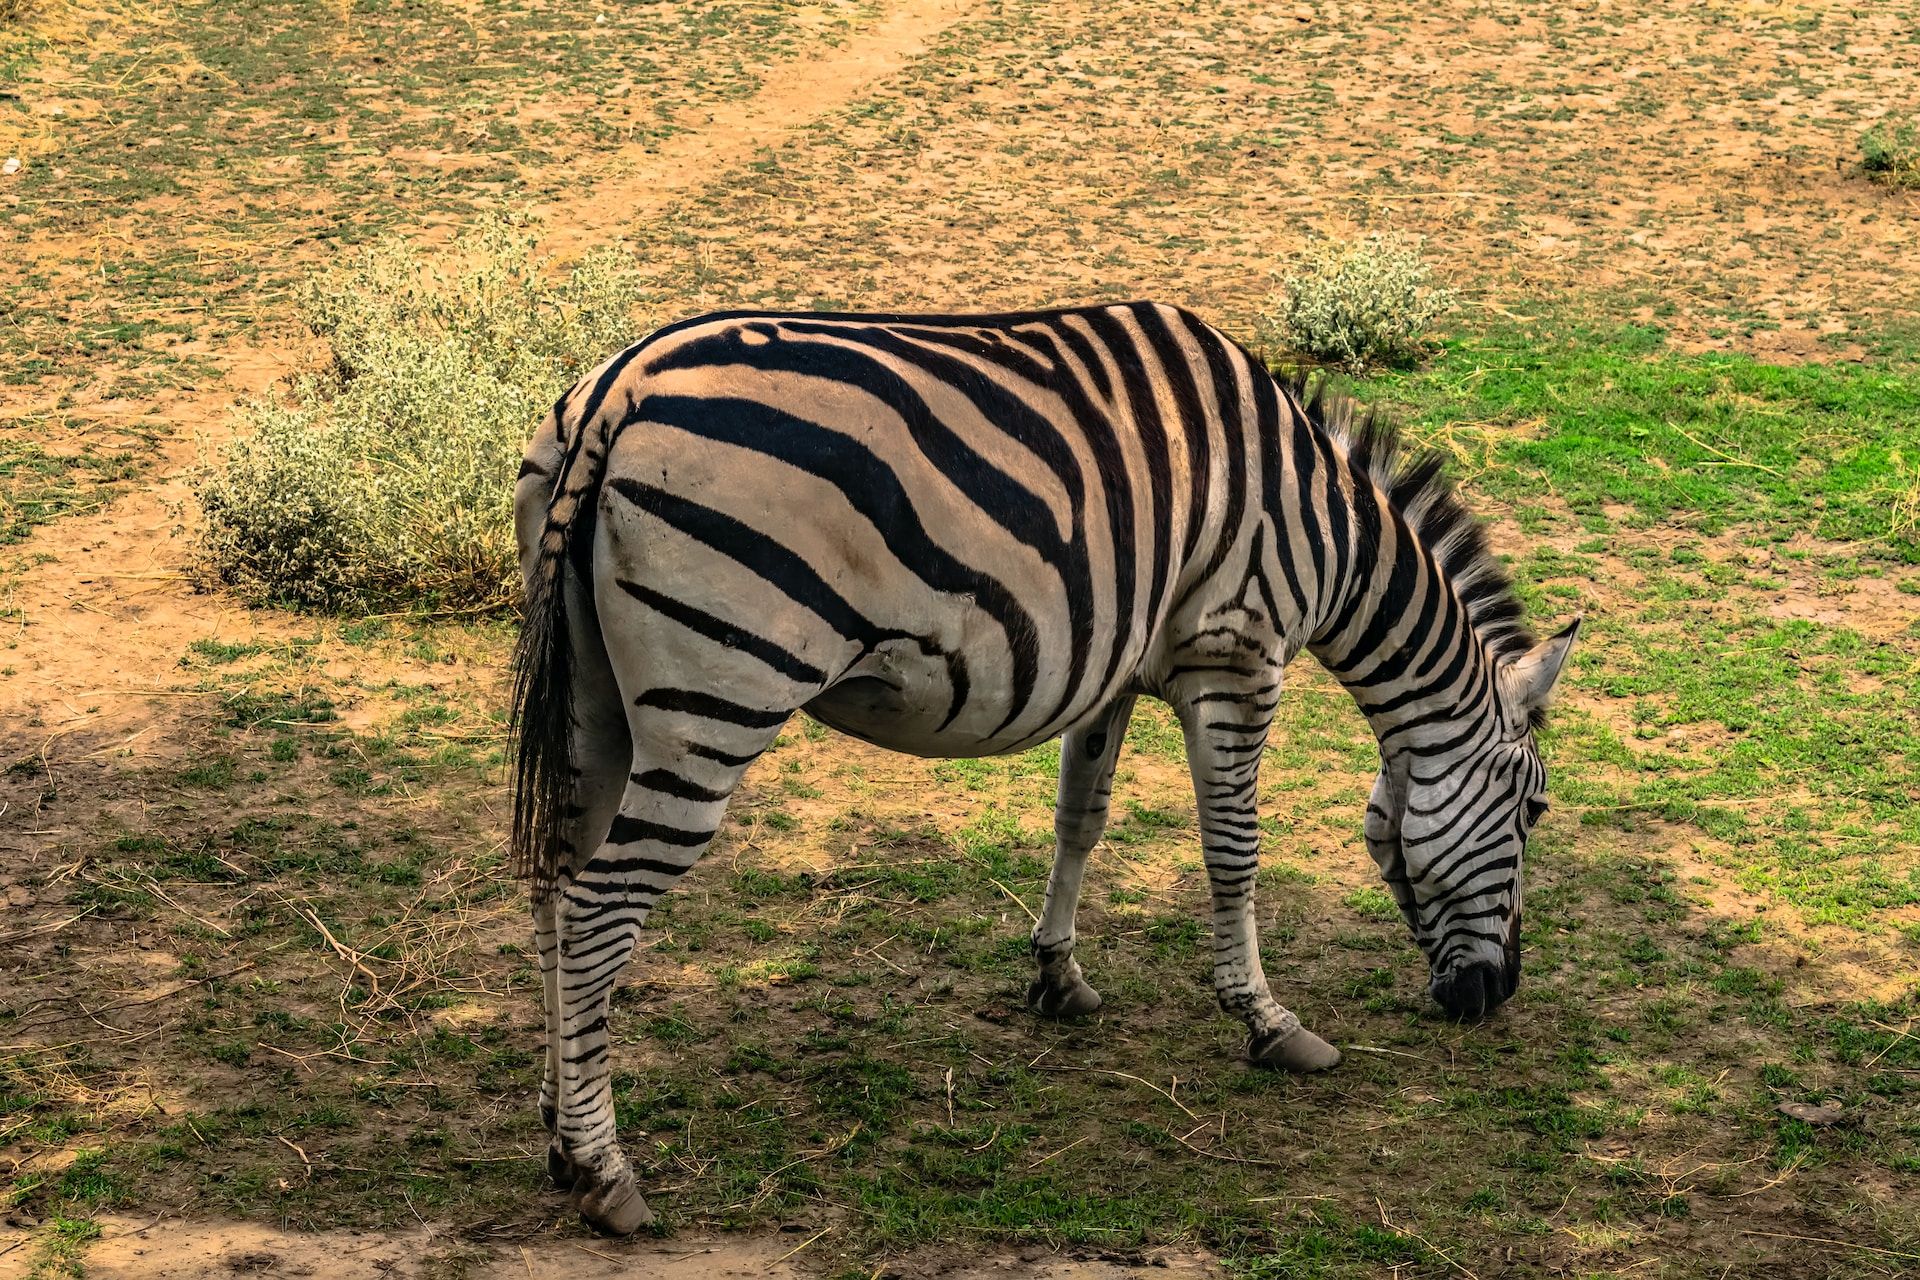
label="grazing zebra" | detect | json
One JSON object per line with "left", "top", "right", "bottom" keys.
{"left": 511, "top": 302, "right": 1578, "bottom": 1233}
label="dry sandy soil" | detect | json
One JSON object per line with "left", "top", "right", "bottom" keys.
{"left": 17, "top": 1214, "right": 1223, "bottom": 1279}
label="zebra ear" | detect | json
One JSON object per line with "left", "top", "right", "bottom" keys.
{"left": 1506, "top": 617, "right": 1581, "bottom": 715}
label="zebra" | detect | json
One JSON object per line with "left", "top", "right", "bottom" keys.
{"left": 510, "top": 302, "right": 1578, "bottom": 1234}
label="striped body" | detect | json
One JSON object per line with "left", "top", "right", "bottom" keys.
{"left": 566, "top": 306, "right": 1269, "bottom": 757}
{"left": 511, "top": 303, "right": 1577, "bottom": 1233}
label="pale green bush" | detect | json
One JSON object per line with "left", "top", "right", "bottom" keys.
{"left": 198, "top": 217, "right": 639, "bottom": 611}
{"left": 1263, "top": 232, "right": 1455, "bottom": 371}
{"left": 1860, "top": 118, "right": 1919, "bottom": 189}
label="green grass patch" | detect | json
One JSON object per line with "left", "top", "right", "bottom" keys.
{"left": 1367, "top": 320, "right": 1920, "bottom": 558}
{"left": 0, "top": 438, "right": 150, "bottom": 544}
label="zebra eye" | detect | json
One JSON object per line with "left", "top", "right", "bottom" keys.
{"left": 1523, "top": 798, "right": 1549, "bottom": 827}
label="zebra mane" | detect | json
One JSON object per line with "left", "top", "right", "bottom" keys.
{"left": 1284, "top": 375, "right": 1537, "bottom": 670}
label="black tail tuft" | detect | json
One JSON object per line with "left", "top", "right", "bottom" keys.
{"left": 509, "top": 343, "right": 644, "bottom": 895}
{"left": 509, "top": 533, "right": 575, "bottom": 897}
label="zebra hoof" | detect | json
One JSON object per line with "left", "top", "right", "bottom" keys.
{"left": 546, "top": 1141, "right": 578, "bottom": 1193}
{"left": 574, "top": 1173, "right": 655, "bottom": 1236}
{"left": 1249, "top": 1026, "right": 1342, "bottom": 1073}
{"left": 1027, "top": 974, "right": 1103, "bottom": 1019}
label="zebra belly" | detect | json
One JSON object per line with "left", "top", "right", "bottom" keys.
{"left": 803, "top": 640, "right": 1077, "bottom": 759}
{"left": 804, "top": 692, "right": 1058, "bottom": 758}
{"left": 804, "top": 686, "right": 972, "bottom": 758}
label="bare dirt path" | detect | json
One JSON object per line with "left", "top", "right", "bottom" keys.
{"left": 541, "top": 0, "right": 984, "bottom": 253}
{"left": 3, "top": 1215, "right": 1221, "bottom": 1279}
{"left": 0, "top": 0, "right": 989, "bottom": 754}
{"left": 5, "top": 1217, "right": 813, "bottom": 1280}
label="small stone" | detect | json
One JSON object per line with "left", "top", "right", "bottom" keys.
{"left": 1777, "top": 1100, "right": 1846, "bottom": 1126}
{"left": 2, "top": 157, "right": 20, "bottom": 177}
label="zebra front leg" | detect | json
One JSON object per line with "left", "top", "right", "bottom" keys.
{"left": 1029, "top": 695, "right": 1136, "bottom": 1018}
{"left": 1180, "top": 696, "right": 1341, "bottom": 1073}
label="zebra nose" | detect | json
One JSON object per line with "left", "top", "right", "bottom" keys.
{"left": 1430, "top": 961, "right": 1513, "bottom": 1022}
{"left": 1505, "top": 913, "right": 1523, "bottom": 988}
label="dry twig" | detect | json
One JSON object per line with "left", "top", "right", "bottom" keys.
{"left": 1376, "top": 1196, "right": 1479, "bottom": 1279}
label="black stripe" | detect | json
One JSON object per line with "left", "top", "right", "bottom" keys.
{"left": 1345, "top": 570, "right": 1444, "bottom": 691}
{"left": 606, "top": 478, "right": 973, "bottom": 731}
{"left": 1369, "top": 593, "right": 1474, "bottom": 714}
{"left": 651, "top": 326, "right": 1068, "bottom": 576}
{"left": 631, "top": 768, "right": 729, "bottom": 804}
{"left": 1269, "top": 387, "right": 1318, "bottom": 623}
{"left": 1311, "top": 422, "right": 1353, "bottom": 622}
{"left": 778, "top": 320, "right": 1097, "bottom": 729}
{"left": 609, "top": 479, "right": 878, "bottom": 642}
{"left": 904, "top": 319, "right": 1142, "bottom": 718}
{"left": 1244, "top": 521, "right": 1288, "bottom": 650}
{"left": 1083, "top": 308, "right": 1176, "bottom": 656}
{"left": 1317, "top": 485, "right": 1385, "bottom": 655}
{"left": 689, "top": 742, "right": 764, "bottom": 768}
{"left": 1131, "top": 305, "right": 1211, "bottom": 565}
{"left": 578, "top": 852, "right": 695, "bottom": 880}
{"left": 605, "top": 815, "right": 712, "bottom": 847}
{"left": 615, "top": 577, "right": 827, "bottom": 684}
{"left": 1275, "top": 384, "right": 1327, "bottom": 615}
{"left": 1171, "top": 328, "right": 1252, "bottom": 612}
{"left": 629, "top": 391, "right": 1038, "bottom": 735}
{"left": 634, "top": 687, "right": 789, "bottom": 729}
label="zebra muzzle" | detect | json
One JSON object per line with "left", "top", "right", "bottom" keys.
{"left": 1430, "top": 958, "right": 1517, "bottom": 1022}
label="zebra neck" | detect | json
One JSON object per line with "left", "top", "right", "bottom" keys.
{"left": 1301, "top": 507, "right": 1505, "bottom": 765}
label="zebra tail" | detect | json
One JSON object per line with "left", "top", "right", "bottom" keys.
{"left": 509, "top": 473, "right": 582, "bottom": 896}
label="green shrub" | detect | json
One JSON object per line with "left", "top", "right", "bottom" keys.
{"left": 196, "top": 217, "right": 639, "bottom": 611}
{"left": 1860, "top": 118, "right": 1919, "bottom": 188}
{"left": 1262, "top": 231, "right": 1455, "bottom": 372}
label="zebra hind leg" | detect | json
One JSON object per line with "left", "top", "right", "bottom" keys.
{"left": 534, "top": 892, "right": 575, "bottom": 1192}
{"left": 1029, "top": 695, "right": 1136, "bottom": 1019}
{"left": 550, "top": 880, "right": 650, "bottom": 1235}
{"left": 551, "top": 712, "right": 789, "bottom": 1235}
{"left": 535, "top": 592, "right": 632, "bottom": 1200}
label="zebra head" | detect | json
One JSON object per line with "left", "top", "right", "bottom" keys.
{"left": 1364, "top": 619, "right": 1580, "bottom": 1021}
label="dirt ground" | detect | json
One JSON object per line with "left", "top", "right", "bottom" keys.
{"left": 3, "top": 1, "right": 1917, "bottom": 1277}
{"left": 9, "top": 1215, "right": 1223, "bottom": 1279}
